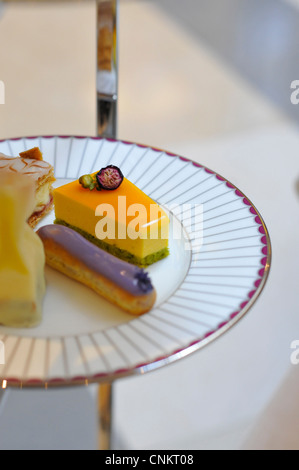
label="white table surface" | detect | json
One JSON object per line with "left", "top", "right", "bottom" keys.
{"left": 0, "top": 0, "right": 298, "bottom": 450}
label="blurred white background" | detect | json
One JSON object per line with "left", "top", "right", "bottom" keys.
{"left": 0, "top": 0, "right": 298, "bottom": 449}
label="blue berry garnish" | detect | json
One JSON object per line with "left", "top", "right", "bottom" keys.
{"left": 135, "top": 270, "right": 153, "bottom": 293}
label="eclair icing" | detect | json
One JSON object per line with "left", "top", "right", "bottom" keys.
{"left": 37, "top": 225, "right": 154, "bottom": 296}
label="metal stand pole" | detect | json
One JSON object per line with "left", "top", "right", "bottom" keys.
{"left": 96, "top": 0, "right": 118, "bottom": 139}
{"left": 96, "top": 1, "right": 118, "bottom": 449}
{"left": 98, "top": 382, "right": 114, "bottom": 450}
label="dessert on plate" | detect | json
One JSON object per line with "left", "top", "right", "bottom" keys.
{"left": 0, "top": 172, "right": 46, "bottom": 328}
{"left": 53, "top": 165, "right": 169, "bottom": 267}
{"left": 38, "top": 224, "right": 157, "bottom": 315}
{"left": 0, "top": 147, "right": 55, "bottom": 228}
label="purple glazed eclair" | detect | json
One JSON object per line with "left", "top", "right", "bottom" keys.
{"left": 37, "top": 224, "right": 156, "bottom": 315}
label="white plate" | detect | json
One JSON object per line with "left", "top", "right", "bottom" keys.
{"left": 0, "top": 136, "right": 271, "bottom": 387}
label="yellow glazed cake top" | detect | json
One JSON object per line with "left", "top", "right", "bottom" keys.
{"left": 54, "top": 177, "right": 169, "bottom": 230}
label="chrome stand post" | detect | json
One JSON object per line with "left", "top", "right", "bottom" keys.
{"left": 96, "top": 1, "right": 118, "bottom": 449}
{"left": 98, "top": 381, "right": 114, "bottom": 450}
{"left": 96, "top": 0, "right": 118, "bottom": 139}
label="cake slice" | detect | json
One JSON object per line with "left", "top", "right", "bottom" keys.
{"left": 0, "top": 147, "right": 55, "bottom": 228}
{"left": 53, "top": 165, "right": 169, "bottom": 266}
{"left": 0, "top": 172, "right": 46, "bottom": 328}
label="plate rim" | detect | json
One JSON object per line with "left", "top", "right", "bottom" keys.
{"left": 0, "top": 135, "right": 272, "bottom": 389}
